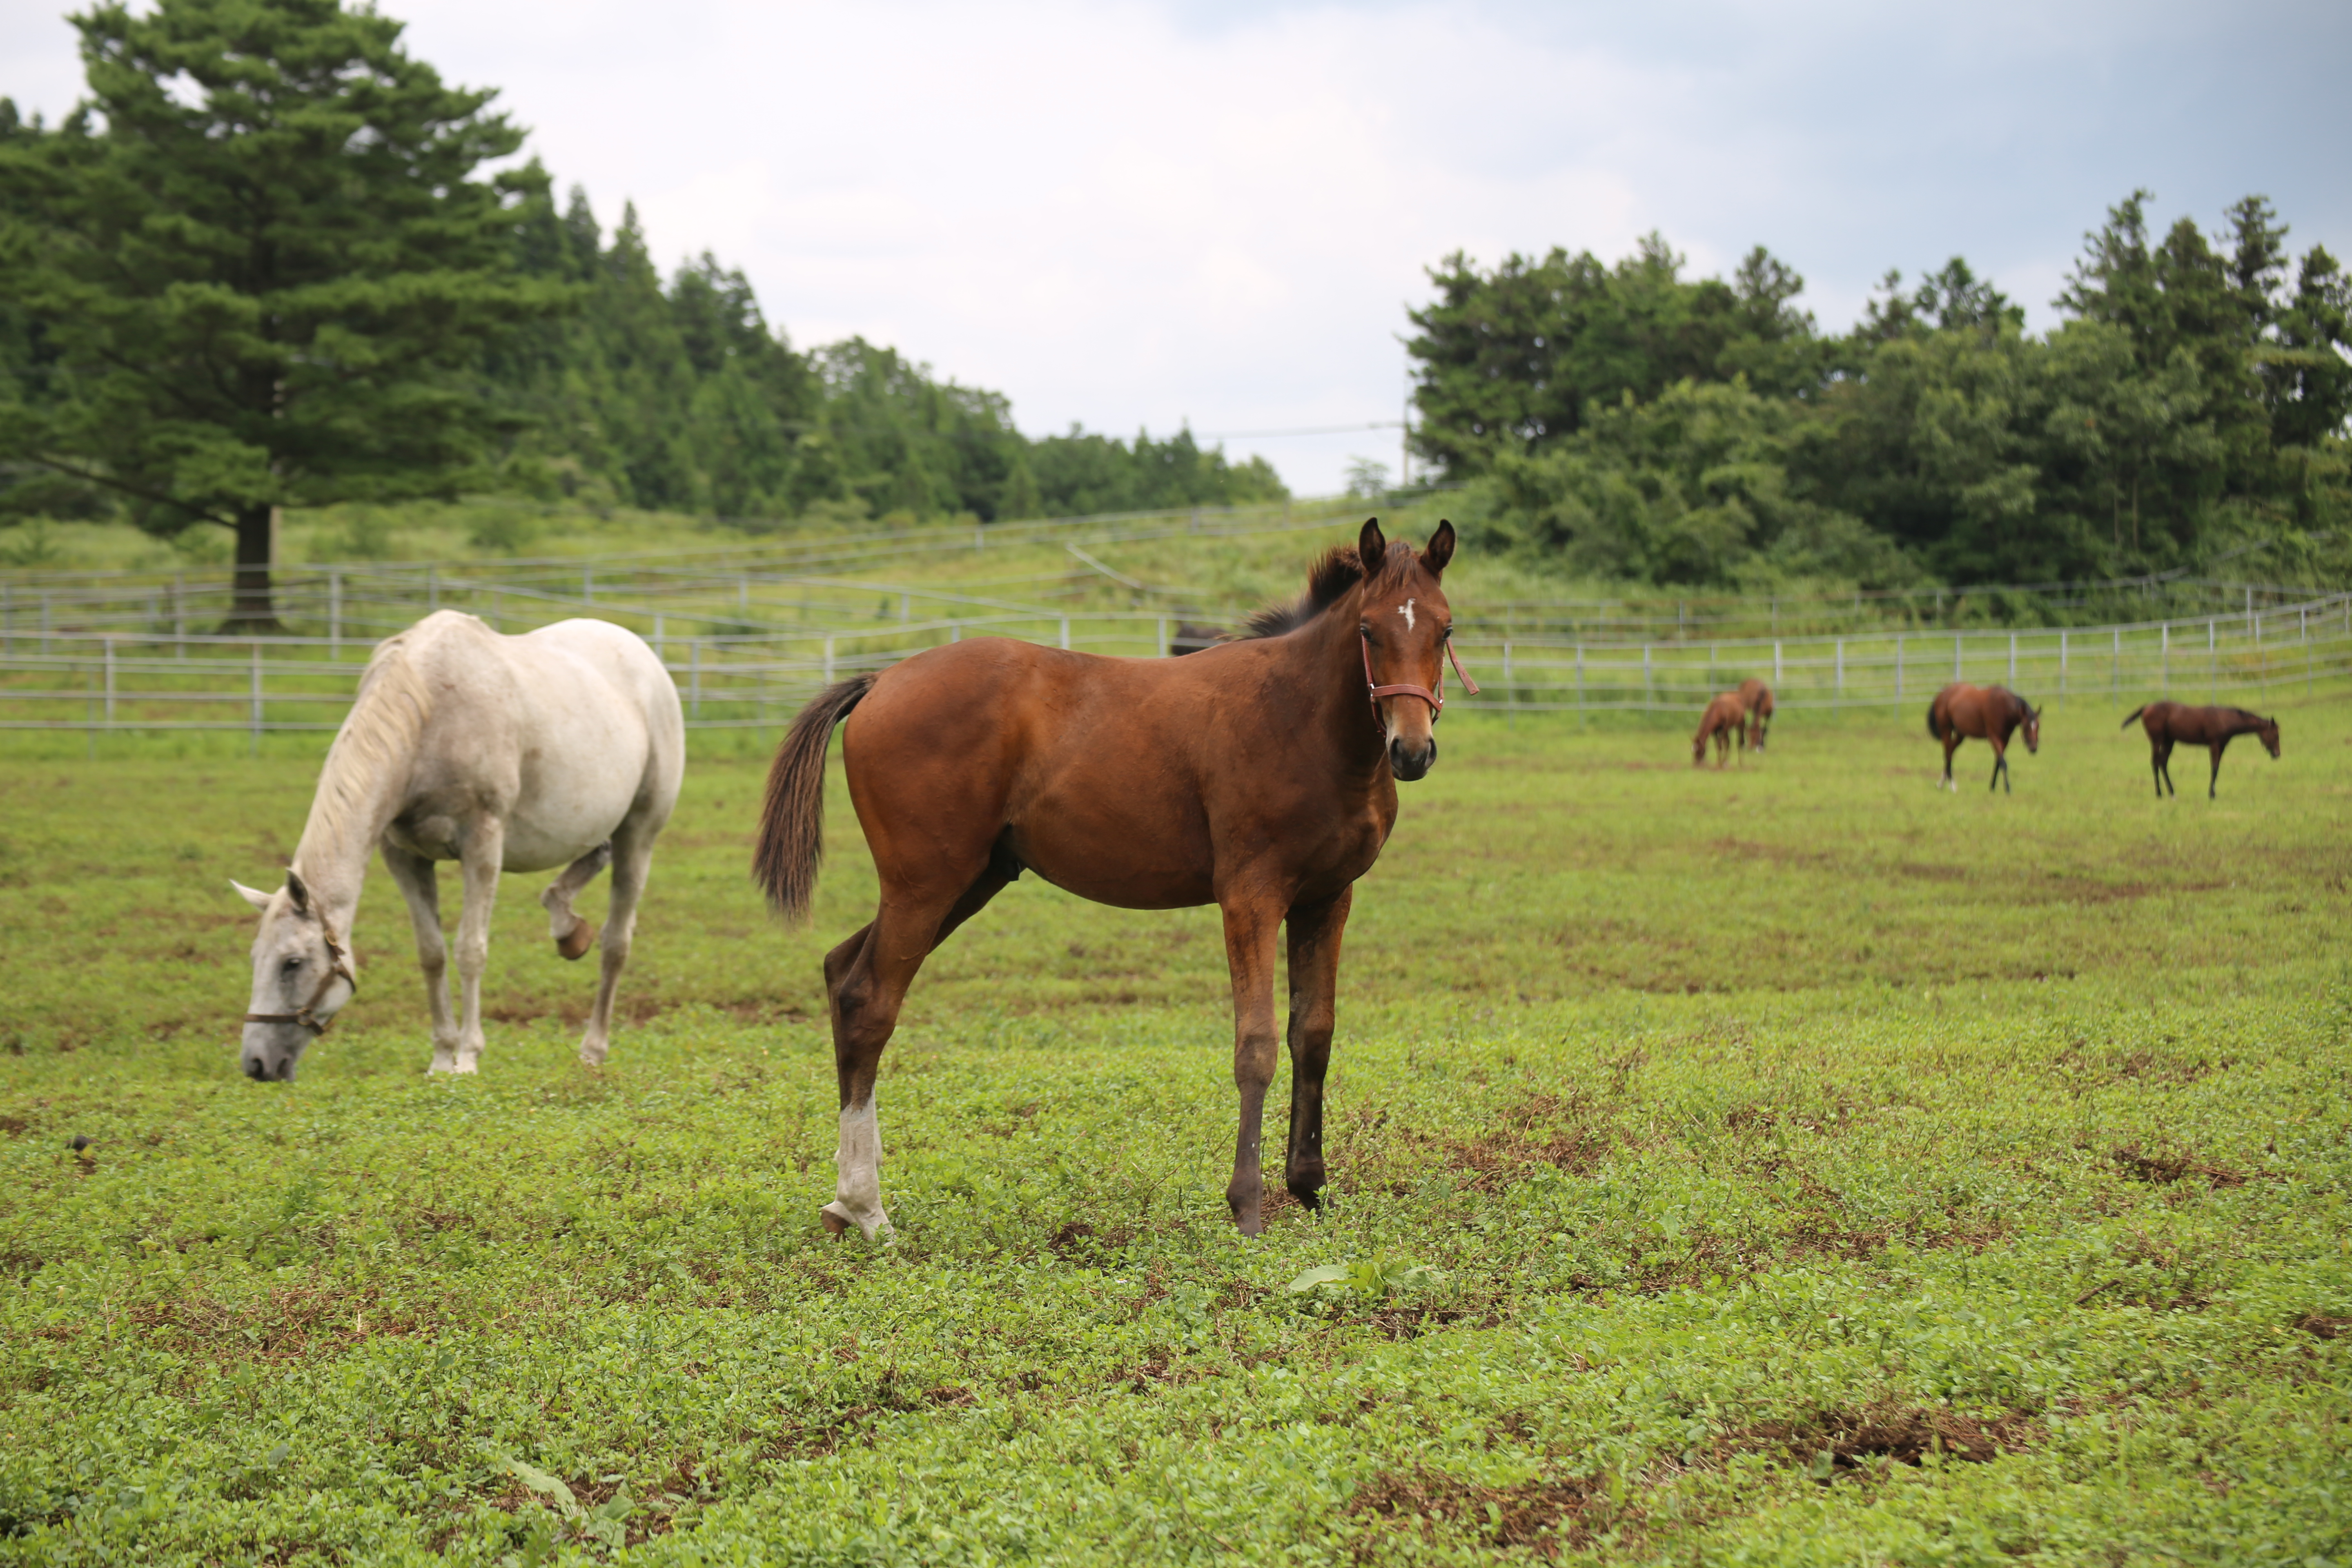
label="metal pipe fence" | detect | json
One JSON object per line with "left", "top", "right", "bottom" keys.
{"left": 4, "top": 591, "right": 2346, "bottom": 739}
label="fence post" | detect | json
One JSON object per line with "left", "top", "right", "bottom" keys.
{"left": 1835, "top": 639, "right": 1844, "bottom": 700}
{"left": 1895, "top": 635, "right": 1903, "bottom": 699}
{"left": 1157, "top": 617, "right": 1169, "bottom": 657}
{"left": 1, "top": 582, "right": 9, "bottom": 654}
{"left": 42, "top": 590, "right": 51, "bottom": 653}
{"left": 250, "top": 641, "right": 263, "bottom": 756}
{"left": 690, "top": 641, "right": 701, "bottom": 718}
{"left": 173, "top": 575, "right": 185, "bottom": 658}
{"left": 2111, "top": 627, "right": 2120, "bottom": 695}
{"left": 104, "top": 637, "right": 115, "bottom": 729}
{"left": 1643, "top": 644, "right": 1652, "bottom": 706}
{"left": 951, "top": 624, "right": 962, "bottom": 644}
{"left": 1773, "top": 640, "right": 1782, "bottom": 685}
{"left": 1575, "top": 644, "right": 1585, "bottom": 713}
{"left": 328, "top": 570, "right": 341, "bottom": 655}
{"left": 2060, "top": 629, "right": 2068, "bottom": 697}
{"left": 653, "top": 613, "right": 664, "bottom": 661}
{"left": 427, "top": 565, "right": 438, "bottom": 613}
{"left": 1952, "top": 634, "right": 1961, "bottom": 681}
{"left": 488, "top": 588, "right": 500, "bottom": 632}
{"left": 899, "top": 592, "right": 909, "bottom": 623}
{"left": 823, "top": 636, "right": 835, "bottom": 684}
{"left": 1059, "top": 618, "right": 1071, "bottom": 650}
{"left": 2008, "top": 631, "right": 2017, "bottom": 685}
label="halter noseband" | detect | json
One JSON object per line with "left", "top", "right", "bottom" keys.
{"left": 1361, "top": 627, "right": 1481, "bottom": 715}
{"left": 243, "top": 918, "right": 356, "bottom": 1035}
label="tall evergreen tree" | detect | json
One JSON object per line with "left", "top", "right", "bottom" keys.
{"left": 0, "top": 0, "right": 566, "bottom": 625}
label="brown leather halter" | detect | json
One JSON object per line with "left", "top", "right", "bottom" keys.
{"left": 1361, "top": 628, "right": 1481, "bottom": 715}
{"left": 243, "top": 919, "right": 356, "bottom": 1035}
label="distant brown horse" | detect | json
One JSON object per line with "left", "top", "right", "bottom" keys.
{"left": 1693, "top": 691, "right": 1748, "bottom": 768}
{"left": 2121, "top": 702, "right": 2279, "bottom": 798}
{"left": 754, "top": 519, "right": 1475, "bottom": 1239}
{"left": 1736, "top": 678, "right": 1775, "bottom": 752}
{"left": 1927, "top": 682, "right": 2041, "bottom": 793}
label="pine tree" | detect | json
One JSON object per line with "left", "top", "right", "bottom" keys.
{"left": 0, "top": 0, "right": 568, "bottom": 626}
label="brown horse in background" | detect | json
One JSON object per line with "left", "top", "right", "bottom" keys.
{"left": 1693, "top": 692, "right": 1747, "bottom": 768}
{"left": 1736, "top": 678, "right": 1775, "bottom": 752}
{"left": 1927, "top": 682, "right": 2041, "bottom": 793}
{"left": 754, "top": 519, "right": 1474, "bottom": 1240}
{"left": 2121, "top": 702, "right": 2279, "bottom": 798}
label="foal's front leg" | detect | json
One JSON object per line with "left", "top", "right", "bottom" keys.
{"left": 1283, "top": 889, "right": 1352, "bottom": 1211}
{"left": 1988, "top": 736, "right": 2009, "bottom": 793}
{"left": 452, "top": 820, "right": 506, "bottom": 1073}
{"left": 1220, "top": 895, "right": 1285, "bottom": 1236}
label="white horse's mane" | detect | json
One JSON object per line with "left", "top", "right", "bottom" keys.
{"left": 294, "top": 633, "right": 434, "bottom": 873}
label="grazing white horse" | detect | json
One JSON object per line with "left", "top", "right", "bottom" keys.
{"left": 233, "top": 611, "right": 685, "bottom": 1080}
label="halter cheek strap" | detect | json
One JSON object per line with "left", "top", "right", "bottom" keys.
{"left": 243, "top": 920, "right": 357, "bottom": 1035}
{"left": 1361, "top": 629, "right": 1481, "bottom": 715}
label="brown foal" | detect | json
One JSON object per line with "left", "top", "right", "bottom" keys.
{"left": 2120, "top": 702, "right": 2280, "bottom": 798}
{"left": 1927, "top": 682, "right": 2042, "bottom": 793}
{"left": 1736, "top": 678, "right": 1775, "bottom": 753}
{"left": 1693, "top": 692, "right": 1748, "bottom": 768}
{"left": 754, "top": 519, "right": 1471, "bottom": 1238}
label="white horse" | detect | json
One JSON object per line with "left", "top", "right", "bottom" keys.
{"left": 233, "top": 611, "right": 685, "bottom": 1080}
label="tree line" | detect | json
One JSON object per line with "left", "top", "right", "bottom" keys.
{"left": 0, "top": 0, "right": 1281, "bottom": 625}
{"left": 1410, "top": 202, "right": 2352, "bottom": 589}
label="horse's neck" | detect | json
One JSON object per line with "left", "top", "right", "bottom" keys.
{"left": 290, "top": 664, "right": 428, "bottom": 930}
{"left": 1286, "top": 603, "right": 1386, "bottom": 780}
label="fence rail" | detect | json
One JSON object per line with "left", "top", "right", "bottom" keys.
{"left": 4, "top": 590, "right": 2347, "bottom": 740}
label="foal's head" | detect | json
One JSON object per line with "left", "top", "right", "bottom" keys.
{"left": 2018, "top": 698, "right": 2042, "bottom": 754}
{"left": 229, "top": 869, "right": 354, "bottom": 1082}
{"left": 1354, "top": 517, "right": 1458, "bottom": 782}
{"left": 2257, "top": 714, "right": 2281, "bottom": 758}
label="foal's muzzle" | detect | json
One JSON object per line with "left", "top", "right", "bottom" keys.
{"left": 1389, "top": 735, "right": 1437, "bottom": 781}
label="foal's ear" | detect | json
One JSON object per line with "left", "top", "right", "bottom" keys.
{"left": 1357, "top": 517, "right": 1386, "bottom": 570}
{"left": 285, "top": 869, "right": 311, "bottom": 914}
{"left": 230, "top": 880, "right": 274, "bottom": 914}
{"left": 1423, "top": 519, "right": 1456, "bottom": 575}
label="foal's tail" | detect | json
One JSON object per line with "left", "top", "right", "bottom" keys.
{"left": 754, "top": 673, "right": 877, "bottom": 923}
{"left": 2119, "top": 706, "right": 2147, "bottom": 729}
{"left": 1924, "top": 699, "right": 1941, "bottom": 739}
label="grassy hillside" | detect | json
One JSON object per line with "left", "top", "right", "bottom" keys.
{"left": 0, "top": 699, "right": 2346, "bottom": 1564}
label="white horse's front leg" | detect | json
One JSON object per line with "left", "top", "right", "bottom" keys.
{"left": 382, "top": 844, "right": 461, "bottom": 1073}
{"left": 453, "top": 821, "right": 506, "bottom": 1074}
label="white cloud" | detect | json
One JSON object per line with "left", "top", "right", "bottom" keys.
{"left": 6, "top": 0, "right": 2347, "bottom": 493}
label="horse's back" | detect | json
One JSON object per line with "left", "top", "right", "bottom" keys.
{"left": 840, "top": 635, "right": 1352, "bottom": 909}
{"left": 398, "top": 612, "right": 684, "bottom": 868}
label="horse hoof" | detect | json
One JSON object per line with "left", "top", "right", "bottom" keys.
{"left": 557, "top": 920, "right": 598, "bottom": 961}
{"left": 820, "top": 1209, "right": 850, "bottom": 1236}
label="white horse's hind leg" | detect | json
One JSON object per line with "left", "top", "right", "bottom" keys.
{"left": 539, "top": 842, "right": 612, "bottom": 960}
{"left": 383, "top": 844, "right": 462, "bottom": 1073}
{"left": 576, "top": 824, "right": 655, "bottom": 1066}
{"left": 452, "top": 820, "right": 506, "bottom": 1074}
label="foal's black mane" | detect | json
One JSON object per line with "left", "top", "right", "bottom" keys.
{"left": 1238, "top": 541, "right": 1417, "bottom": 640}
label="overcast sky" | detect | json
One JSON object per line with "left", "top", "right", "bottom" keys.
{"left": 7, "top": 0, "right": 2349, "bottom": 494}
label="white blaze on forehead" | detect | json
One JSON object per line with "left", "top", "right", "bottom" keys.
{"left": 1397, "top": 599, "right": 1415, "bottom": 631}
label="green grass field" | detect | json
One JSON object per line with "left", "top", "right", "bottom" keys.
{"left": 2, "top": 694, "right": 2348, "bottom": 1565}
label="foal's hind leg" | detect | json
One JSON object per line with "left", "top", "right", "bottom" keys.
{"left": 817, "top": 867, "right": 1011, "bottom": 1240}
{"left": 1282, "top": 889, "right": 1352, "bottom": 1212}
{"left": 540, "top": 841, "right": 612, "bottom": 961}
{"left": 1989, "top": 737, "right": 2008, "bottom": 793}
